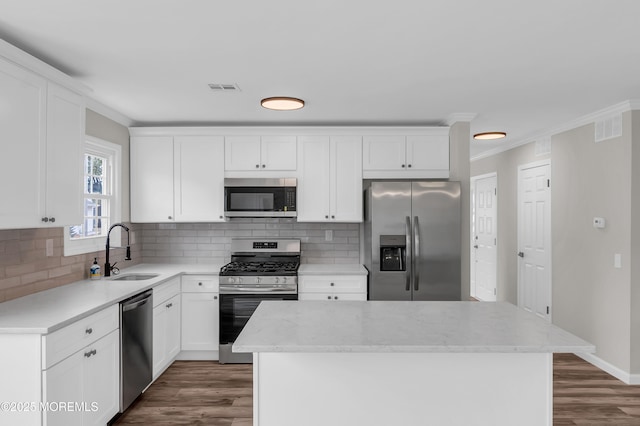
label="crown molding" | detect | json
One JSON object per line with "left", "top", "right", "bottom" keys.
{"left": 86, "top": 98, "right": 134, "bottom": 128}
{"left": 445, "top": 113, "right": 477, "bottom": 125}
{"left": 471, "top": 99, "right": 640, "bottom": 162}
{"left": 0, "top": 38, "right": 90, "bottom": 95}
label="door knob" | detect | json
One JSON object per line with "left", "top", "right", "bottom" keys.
{"left": 474, "top": 245, "right": 478, "bottom": 249}
{"left": 518, "top": 251, "right": 524, "bottom": 258}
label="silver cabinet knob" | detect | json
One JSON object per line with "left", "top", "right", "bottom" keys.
{"left": 331, "top": 215, "right": 335, "bottom": 219}
{"left": 327, "top": 295, "right": 332, "bottom": 300}
{"left": 408, "top": 164, "right": 412, "bottom": 168}
{"left": 325, "top": 215, "right": 329, "bottom": 219}
{"left": 198, "top": 282, "right": 203, "bottom": 286}
{"left": 401, "top": 164, "right": 406, "bottom": 168}
{"left": 518, "top": 252, "right": 524, "bottom": 258}
{"left": 262, "top": 164, "right": 266, "bottom": 168}
{"left": 330, "top": 282, "right": 334, "bottom": 286}
{"left": 334, "top": 296, "right": 339, "bottom": 300}
{"left": 85, "top": 328, "right": 93, "bottom": 334}
{"left": 49, "top": 217, "right": 55, "bottom": 223}
{"left": 255, "top": 164, "right": 260, "bottom": 168}
{"left": 168, "top": 215, "right": 172, "bottom": 220}
{"left": 219, "top": 215, "right": 224, "bottom": 219}
{"left": 214, "top": 295, "right": 218, "bottom": 300}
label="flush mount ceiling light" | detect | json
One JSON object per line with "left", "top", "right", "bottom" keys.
{"left": 261, "top": 97, "right": 305, "bottom": 111}
{"left": 473, "top": 132, "right": 507, "bottom": 140}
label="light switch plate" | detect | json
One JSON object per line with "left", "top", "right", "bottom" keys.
{"left": 614, "top": 253, "right": 622, "bottom": 269}
{"left": 593, "top": 217, "right": 606, "bottom": 229}
{"left": 325, "top": 230, "right": 333, "bottom": 242}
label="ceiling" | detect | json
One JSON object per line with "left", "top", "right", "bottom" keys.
{"left": 1, "top": 0, "right": 639, "bottom": 158}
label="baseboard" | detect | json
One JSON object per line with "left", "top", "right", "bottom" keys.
{"left": 176, "top": 350, "right": 219, "bottom": 361}
{"left": 575, "top": 352, "right": 640, "bottom": 384}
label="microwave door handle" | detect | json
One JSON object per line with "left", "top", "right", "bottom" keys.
{"left": 405, "top": 216, "right": 411, "bottom": 292}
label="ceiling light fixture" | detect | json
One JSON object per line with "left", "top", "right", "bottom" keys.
{"left": 261, "top": 97, "right": 305, "bottom": 111}
{"left": 473, "top": 132, "right": 507, "bottom": 140}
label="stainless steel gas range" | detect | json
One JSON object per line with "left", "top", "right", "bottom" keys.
{"left": 218, "top": 238, "right": 300, "bottom": 364}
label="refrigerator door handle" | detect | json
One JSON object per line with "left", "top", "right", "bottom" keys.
{"left": 414, "top": 216, "right": 420, "bottom": 291}
{"left": 405, "top": 216, "right": 412, "bottom": 291}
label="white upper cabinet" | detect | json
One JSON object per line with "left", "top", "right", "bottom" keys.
{"left": 131, "top": 135, "right": 225, "bottom": 223}
{"left": 131, "top": 136, "right": 175, "bottom": 222}
{"left": 298, "top": 136, "right": 362, "bottom": 222}
{"left": 45, "top": 83, "right": 85, "bottom": 226}
{"left": 174, "top": 136, "right": 225, "bottom": 222}
{"left": 363, "top": 130, "right": 449, "bottom": 178}
{"left": 0, "top": 57, "right": 84, "bottom": 229}
{"left": 225, "top": 135, "right": 296, "bottom": 172}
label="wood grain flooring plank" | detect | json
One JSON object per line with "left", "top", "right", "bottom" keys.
{"left": 112, "top": 355, "right": 640, "bottom": 425}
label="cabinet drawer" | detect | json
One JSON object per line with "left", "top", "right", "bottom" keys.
{"left": 182, "top": 275, "right": 219, "bottom": 293}
{"left": 42, "top": 304, "right": 119, "bottom": 369}
{"left": 298, "top": 275, "right": 366, "bottom": 293}
{"left": 153, "top": 277, "right": 181, "bottom": 307}
{"left": 299, "top": 293, "right": 367, "bottom": 301}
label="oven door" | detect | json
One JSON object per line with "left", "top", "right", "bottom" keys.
{"left": 219, "top": 293, "right": 297, "bottom": 363}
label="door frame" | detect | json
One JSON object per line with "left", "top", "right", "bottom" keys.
{"left": 470, "top": 172, "right": 498, "bottom": 301}
{"left": 517, "top": 159, "right": 552, "bottom": 321}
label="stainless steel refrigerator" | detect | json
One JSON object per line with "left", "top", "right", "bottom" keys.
{"left": 364, "top": 181, "right": 461, "bottom": 301}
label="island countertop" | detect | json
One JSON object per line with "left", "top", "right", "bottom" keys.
{"left": 233, "top": 300, "right": 595, "bottom": 354}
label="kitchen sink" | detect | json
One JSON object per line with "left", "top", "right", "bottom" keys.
{"left": 111, "top": 273, "right": 159, "bottom": 281}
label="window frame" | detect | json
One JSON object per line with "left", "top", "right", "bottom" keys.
{"left": 64, "top": 136, "right": 122, "bottom": 256}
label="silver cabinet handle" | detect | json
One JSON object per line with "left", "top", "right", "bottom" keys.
{"left": 407, "top": 164, "right": 412, "bottom": 168}
{"left": 85, "top": 328, "right": 93, "bottom": 334}
{"left": 262, "top": 164, "right": 266, "bottom": 168}
{"left": 334, "top": 296, "right": 338, "bottom": 300}
{"left": 401, "top": 164, "right": 406, "bottom": 168}
{"left": 331, "top": 215, "right": 335, "bottom": 219}
{"left": 327, "top": 295, "right": 331, "bottom": 300}
{"left": 41, "top": 217, "right": 55, "bottom": 223}
{"left": 325, "top": 215, "right": 329, "bottom": 219}
{"left": 41, "top": 217, "right": 49, "bottom": 222}
{"left": 214, "top": 295, "right": 218, "bottom": 300}
{"left": 84, "top": 349, "right": 97, "bottom": 358}
{"left": 168, "top": 215, "right": 172, "bottom": 220}
{"left": 414, "top": 216, "right": 420, "bottom": 291}
{"left": 255, "top": 164, "right": 260, "bottom": 168}
{"left": 330, "top": 282, "right": 334, "bottom": 286}
{"left": 198, "top": 282, "right": 203, "bottom": 286}
{"left": 518, "top": 252, "right": 524, "bottom": 258}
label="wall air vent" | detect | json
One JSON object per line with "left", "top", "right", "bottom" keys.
{"left": 595, "top": 114, "right": 622, "bottom": 142}
{"left": 535, "top": 136, "right": 551, "bottom": 156}
{"left": 208, "top": 83, "right": 241, "bottom": 92}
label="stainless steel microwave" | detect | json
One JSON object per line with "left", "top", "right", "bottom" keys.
{"left": 224, "top": 178, "right": 297, "bottom": 217}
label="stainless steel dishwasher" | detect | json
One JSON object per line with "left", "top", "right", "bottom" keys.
{"left": 119, "top": 290, "right": 153, "bottom": 412}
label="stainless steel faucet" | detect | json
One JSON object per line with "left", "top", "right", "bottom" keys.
{"left": 104, "top": 223, "right": 131, "bottom": 277}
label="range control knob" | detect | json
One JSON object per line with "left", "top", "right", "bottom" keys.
{"left": 275, "top": 277, "right": 280, "bottom": 284}
{"left": 282, "top": 277, "right": 287, "bottom": 284}
{"left": 256, "top": 277, "right": 261, "bottom": 284}
{"left": 228, "top": 277, "right": 235, "bottom": 284}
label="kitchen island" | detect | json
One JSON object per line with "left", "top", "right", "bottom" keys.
{"left": 233, "top": 301, "right": 594, "bottom": 426}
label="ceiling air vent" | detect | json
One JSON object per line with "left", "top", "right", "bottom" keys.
{"left": 208, "top": 83, "right": 241, "bottom": 92}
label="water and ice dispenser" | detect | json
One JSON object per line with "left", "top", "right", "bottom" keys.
{"left": 379, "top": 235, "right": 406, "bottom": 271}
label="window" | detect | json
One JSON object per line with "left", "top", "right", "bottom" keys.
{"left": 64, "top": 136, "right": 122, "bottom": 256}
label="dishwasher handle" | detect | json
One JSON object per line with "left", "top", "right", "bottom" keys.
{"left": 121, "top": 290, "right": 152, "bottom": 312}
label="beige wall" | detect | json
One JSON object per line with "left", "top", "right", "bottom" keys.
{"left": 630, "top": 111, "right": 640, "bottom": 373}
{"left": 471, "top": 110, "right": 636, "bottom": 375}
{"left": 0, "top": 109, "right": 135, "bottom": 302}
{"left": 86, "top": 109, "right": 131, "bottom": 222}
{"left": 450, "top": 121, "right": 471, "bottom": 300}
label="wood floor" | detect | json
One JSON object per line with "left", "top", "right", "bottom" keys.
{"left": 113, "top": 354, "right": 640, "bottom": 425}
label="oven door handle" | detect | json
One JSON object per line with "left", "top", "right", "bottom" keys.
{"left": 220, "top": 286, "right": 297, "bottom": 293}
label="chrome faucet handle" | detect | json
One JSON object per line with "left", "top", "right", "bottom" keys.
{"left": 111, "top": 263, "right": 120, "bottom": 275}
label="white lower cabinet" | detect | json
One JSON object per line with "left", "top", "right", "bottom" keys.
{"left": 180, "top": 275, "right": 220, "bottom": 359}
{"left": 152, "top": 278, "right": 181, "bottom": 380}
{"left": 298, "top": 275, "right": 367, "bottom": 301}
{"left": 42, "top": 311, "right": 119, "bottom": 426}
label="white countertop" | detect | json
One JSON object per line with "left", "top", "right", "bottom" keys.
{"left": 0, "top": 263, "right": 222, "bottom": 334}
{"left": 233, "top": 301, "right": 595, "bottom": 354}
{"left": 297, "top": 264, "right": 367, "bottom": 275}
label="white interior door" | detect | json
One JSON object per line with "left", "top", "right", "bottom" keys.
{"left": 517, "top": 161, "right": 551, "bottom": 321}
{"left": 472, "top": 174, "right": 497, "bottom": 301}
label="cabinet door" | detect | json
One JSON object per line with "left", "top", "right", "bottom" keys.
{"left": 406, "top": 134, "right": 449, "bottom": 172}
{"left": 362, "top": 136, "right": 406, "bottom": 170}
{"left": 43, "top": 348, "right": 84, "bottom": 426}
{"left": 83, "top": 329, "right": 120, "bottom": 425}
{"left": 331, "top": 136, "right": 362, "bottom": 222}
{"left": 261, "top": 136, "right": 297, "bottom": 171}
{"left": 0, "top": 58, "right": 47, "bottom": 228}
{"left": 297, "top": 136, "right": 331, "bottom": 222}
{"left": 225, "top": 136, "right": 261, "bottom": 171}
{"left": 130, "top": 136, "right": 175, "bottom": 222}
{"left": 45, "top": 83, "right": 85, "bottom": 226}
{"left": 166, "top": 294, "right": 182, "bottom": 361}
{"left": 152, "top": 302, "right": 168, "bottom": 378}
{"left": 174, "top": 136, "right": 225, "bottom": 222}
{"left": 181, "top": 292, "right": 219, "bottom": 351}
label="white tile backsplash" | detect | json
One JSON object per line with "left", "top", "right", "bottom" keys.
{"left": 140, "top": 219, "right": 360, "bottom": 265}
